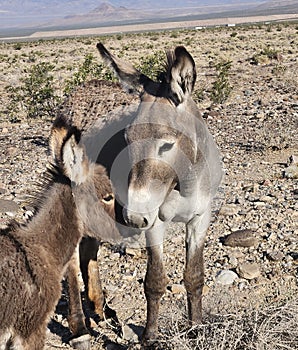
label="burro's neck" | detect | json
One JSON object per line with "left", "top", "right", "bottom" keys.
{"left": 22, "top": 181, "right": 82, "bottom": 269}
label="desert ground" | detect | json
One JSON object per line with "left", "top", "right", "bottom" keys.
{"left": 0, "top": 21, "right": 297, "bottom": 349}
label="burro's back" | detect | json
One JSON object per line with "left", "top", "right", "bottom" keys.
{"left": 57, "top": 79, "right": 138, "bottom": 132}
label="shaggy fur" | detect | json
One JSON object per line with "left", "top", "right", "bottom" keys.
{"left": 0, "top": 122, "right": 118, "bottom": 350}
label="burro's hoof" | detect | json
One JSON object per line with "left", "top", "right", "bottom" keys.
{"left": 69, "top": 334, "right": 91, "bottom": 350}
{"left": 141, "top": 331, "right": 159, "bottom": 348}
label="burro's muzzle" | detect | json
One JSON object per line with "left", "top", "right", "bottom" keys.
{"left": 123, "top": 177, "right": 171, "bottom": 229}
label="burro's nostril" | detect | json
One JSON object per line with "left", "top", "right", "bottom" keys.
{"left": 143, "top": 217, "right": 148, "bottom": 227}
{"left": 124, "top": 210, "right": 150, "bottom": 229}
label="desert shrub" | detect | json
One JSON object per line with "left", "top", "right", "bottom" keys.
{"left": 210, "top": 60, "right": 232, "bottom": 104}
{"left": 193, "top": 85, "right": 207, "bottom": 103}
{"left": 64, "top": 53, "right": 114, "bottom": 95}
{"left": 137, "top": 50, "right": 165, "bottom": 81}
{"left": 251, "top": 46, "right": 280, "bottom": 65}
{"left": 13, "top": 43, "right": 22, "bottom": 50}
{"left": 6, "top": 62, "right": 60, "bottom": 120}
{"left": 272, "top": 64, "right": 286, "bottom": 76}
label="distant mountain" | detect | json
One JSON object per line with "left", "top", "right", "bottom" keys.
{"left": 255, "top": 0, "right": 298, "bottom": 13}
{"left": 90, "top": 2, "right": 127, "bottom": 13}
{"left": 0, "top": 0, "right": 297, "bottom": 30}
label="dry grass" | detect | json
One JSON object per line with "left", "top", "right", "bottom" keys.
{"left": 156, "top": 291, "right": 298, "bottom": 350}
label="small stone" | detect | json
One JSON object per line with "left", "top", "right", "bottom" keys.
{"left": 244, "top": 89, "right": 253, "bottom": 96}
{"left": 0, "top": 187, "right": 7, "bottom": 195}
{"left": 216, "top": 270, "right": 238, "bottom": 285}
{"left": 259, "top": 195, "right": 273, "bottom": 202}
{"left": 0, "top": 199, "right": 19, "bottom": 213}
{"left": 220, "top": 204, "right": 239, "bottom": 216}
{"left": 237, "top": 263, "right": 261, "bottom": 280}
{"left": 289, "top": 154, "right": 298, "bottom": 164}
{"left": 284, "top": 164, "right": 298, "bottom": 179}
{"left": 110, "top": 252, "right": 120, "bottom": 260}
{"left": 125, "top": 247, "right": 142, "bottom": 258}
{"left": 262, "top": 179, "right": 272, "bottom": 186}
{"left": 228, "top": 255, "right": 238, "bottom": 266}
{"left": 122, "top": 324, "right": 141, "bottom": 342}
{"left": 222, "top": 229, "right": 258, "bottom": 248}
{"left": 4, "top": 147, "right": 18, "bottom": 157}
{"left": 170, "top": 284, "right": 185, "bottom": 294}
{"left": 254, "top": 201, "right": 266, "bottom": 207}
{"left": 202, "top": 285, "right": 210, "bottom": 296}
{"left": 2, "top": 127, "right": 8, "bottom": 133}
{"left": 267, "top": 251, "right": 284, "bottom": 261}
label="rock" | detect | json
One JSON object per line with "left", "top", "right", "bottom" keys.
{"left": 244, "top": 89, "right": 254, "bottom": 96}
{"left": 284, "top": 164, "right": 298, "bottom": 179}
{"left": 267, "top": 251, "right": 284, "bottom": 261}
{"left": 0, "top": 199, "right": 19, "bottom": 213}
{"left": 4, "top": 146, "right": 18, "bottom": 157}
{"left": 202, "top": 285, "right": 210, "bottom": 296}
{"left": 125, "top": 247, "right": 142, "bottom": 258}
{"left": 237, "top": 263, "right": 261, "bottom": 280}
{"left": 2, "top": 127, "right": 8, "bottom": 133}
{"left": 289, "top": 154, "right": 298, "bottom": 164}
{"left": 122, "top": 324, "right": 142, "bottom": 342}
{"left": 262, "top": 179, "right": 272, "bottom": 186}
{"left": 0, "top": 187, "right": 7, "bottom": 195}
{"left": 228, "top": 255, "right": 238, "bottom": 266}
{"left": 220, "top": 204, "right": 239, "bottom": 216}
{"left": 216, "top": 270, "right": 238, "bottom": 285}
{"left": 170, "top": 284, "right": 185, "bottom": 294}
{"left": 222, "top": 229, "right": 258, "bottom": 248}
{"left": 259, "top": 195, "right": 273, "bottom": 202}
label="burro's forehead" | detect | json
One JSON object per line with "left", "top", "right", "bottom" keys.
{"left": 126, "top": 122, "right": 180, "bottom": 143}
{"left": 125, "top": 100, "right": 199, "bottom": 145}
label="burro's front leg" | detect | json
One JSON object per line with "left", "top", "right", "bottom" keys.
{"left": 142, "top": 228, "right": 167, "bottom": 345}
{"left": 184, "top": 209, "right": 211, "bottom": 324}
{"left": 66, "top": 247, "right": 91, "bottom": 350}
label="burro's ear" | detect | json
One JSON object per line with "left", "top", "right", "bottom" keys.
{"left": 62, "top": 134, "right": 89, "bottom": 185}
{"left": 169, "top": 46, "right": 196, "bottom": 105}
{"left": 97, "top": 42, "right": 154, "bottom": 95}
{"left": 49, "top": 115, "right": 69, "bottom": 163}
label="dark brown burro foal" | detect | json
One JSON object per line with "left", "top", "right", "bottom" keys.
{"left": 0, "top": 117, "right": 120, "bottom": 350}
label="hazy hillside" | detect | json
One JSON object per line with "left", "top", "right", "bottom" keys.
{"left": 0, "top": 0, "right": 297, "bottom": 33}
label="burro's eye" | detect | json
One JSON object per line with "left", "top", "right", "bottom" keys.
{"left": 158, "top": 142, "right": 175, "bottom": 156}
{"left": 101, "top": 193, "right": 114, "bottom": 204}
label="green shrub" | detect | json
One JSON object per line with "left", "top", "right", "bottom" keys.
{"left": 13, "top": 43, "right": 22, "bottom": 50}
{"left": 251, "top": 46, "right": 280, "bottom": 65}
{"left": 63, "top": 53, "right": 114, "bottom": 95}
{"left": 137, "top": 50, "right": 165, "bottom": 81}
{"left": 210, "top": 60, "right": 232, "bottom": 104}
{"left": 6, "top": 62, "right": 60, "bottom": 120}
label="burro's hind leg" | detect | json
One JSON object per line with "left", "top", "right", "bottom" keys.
{"left": 184, "top": 208, "right": 211, "bottom": 324}
{"left": 142, "top": 227, "right": 167, "bottom": 345}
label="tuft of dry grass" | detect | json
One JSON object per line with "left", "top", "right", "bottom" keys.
{"left": 156, "top": 298, "right": 298, "bottom": 350}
